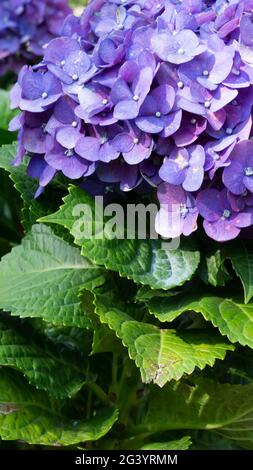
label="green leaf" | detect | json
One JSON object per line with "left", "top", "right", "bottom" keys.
{"left": 0, "top": 90, "right": 17, "bottom": 132}
{"left": 147, "top": 293, "right": 253, "bottom": 349}
{"left": 228, "top": 241, "right": 253, "bottom": 303}
{"left": 137, "top": 379, "right": 253, "bottom": 449}
{"left": 0, "top": 224, "right": 105, "bottom": 328}
{"left": 91, "top": 325, "right": 123, "bottom": 355}
{"left": 200, "top": 248, "right": 231, "bottom": 287}
{"left": 0, "top": 316, "right": 91, "bottom": 398}
{"left": 140, "top": 436, "right": 192, "bottom": 450}
{"left": 0, "top": 144, "right": 67, "bottom": 231}
{"left": 40, "top": 186, "right": 200, "bottom": 290}
{"left": 94, "top": 286, "right": 233, "bottom": 386}
{"left": 0, "top": 369, "right": 118, "bottom": 446}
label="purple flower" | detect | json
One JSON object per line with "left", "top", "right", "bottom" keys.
{"left": 96, "top": 158, "right": 141, "bottom": 192}
{"left": 155, "top": 182, "right": 198, "bottom": 238}
{"left": 204, "top": 140, "right": 235, "bottom": 180}
{"left": 228, "top": 190, "right": 253, "bottom": 213}
{"left": 8, "top": 0, "right": 253, "bottom": 243}
{"left": 111, "top": 60, "right": 154, "bottom": 120}
{"left": 45, "top": 143, "right": 95, "bottom": 180}
{"left": 27, "top": 155, "right": 56, "bottom": 198}
{"left": 159, "top": 145, "right": 205, "bottom": 192}
{"left": 76, "top": 83, "right": 116, "bottom": 126}
{"left": 173, "top": 114, "right": 207, "bottom": 147}
{"left": 223, "top": 141, "right": 253, "bottom": 195}
{"left": 13, "top": 66, "right": 62, "bottom": 113}
{"left": 197, "top": 188, "right": 253, "bottom": 242}
{"left": 177, "top": 83, "right": 238, "bottom": 129}
{"left": 135, "top": 84, "right": 182, "bottom": 137}
{"left": 178, "top": 37, "right": 235, "bottom": 91}
{"left": 75, "top": 126, "right": 120, "bottom": 163}
{"left": 112, "top": 123, "right": 153, "bottom": 164}
{"left": 239, "top": 15, "right": 253, "bottom": 65}
{"left": 151, "top": 29, "right": 206, "bottom": 65}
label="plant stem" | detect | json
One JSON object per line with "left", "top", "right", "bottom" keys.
{"left": 88, "top": 383, "right": 110, "bottom": 406}
{"left": 112, "top": 353, "right": 119, "bottom": 391}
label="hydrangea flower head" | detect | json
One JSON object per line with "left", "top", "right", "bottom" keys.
{"left": 9, "top": 0, "right": 253, "bottom": 242}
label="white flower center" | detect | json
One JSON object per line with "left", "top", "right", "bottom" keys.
{"left": 222, "top": 209, "right": 231, "bottom": 219}
{"left": 226, "top": 127, "right": 233, "bottom": 135}
{"left": 204, "top": 100, "right": 211, "bottom": 109}
{"left": 244, "top": 167, "right": 253, "bottom": 177}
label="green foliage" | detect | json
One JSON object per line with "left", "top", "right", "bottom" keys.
{"left": 0, "top": 90, "right": 17, "bottom": 145}
{"left": 146, "top": 292, "right": 253, "bottom": 348}
{"left": 1, "top": 139, "right": 253, "bottom": 451}
{"left": 93, "top": 284, "right": 233, "bottom": 385}
{"left": 40, "top": 186, "right": 201, "bottom": 290}
{"left": 140, "top": 437, "right": 192, "bottom": 450}
{"left": 138, "top": 379, "right": 253, "bottom": 449}
{"left": 0, "top": 224, "right": 105, "bottom": 327}
{"left": 227, "top": 241, "right": 253, "bottom": 303}
{"left": 0, "top": 369, "right": 118, "bottom": 446}
{"left": 0, "top": 315, "right": 91, "bottom": 398}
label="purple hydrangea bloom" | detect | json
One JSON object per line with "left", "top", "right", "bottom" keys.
{"left": 159, "top": 145, "right": 205, "bottom": 192}
{"left": 135, "top": 84, "right": 182, "bottom": 137}
{"left": 155, "top": 182, "right": 199, "bottom": 238}
{"left": 0, "top": 0, "right": 71, "bottom": 76}
{"left": 197, "top": 188, "right": 253, "bottom": 241}
{"left": 9, "top": 0, "right": 253, "bottom": 242}
{"left": 223, "top": 141, "right": 253, "bottom": 195}
{"left": 151, "top": 30, "right": 206, "bottom": 65}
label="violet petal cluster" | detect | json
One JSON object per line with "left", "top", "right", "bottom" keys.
{"left": 0, "top": 0, "right": 71, "bottom": 76}
{"left": 9, "top": 0, "right": 253, "bottom": 242}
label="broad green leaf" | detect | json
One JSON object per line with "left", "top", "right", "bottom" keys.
{"left": 94, "top": 286, "right": 233, "bottom": 386}
{"left": 137, "top": 379, "right": 253, "bottom": 449}
{"left": 0, "top": 224, "right": 105, "bottom": 328}
{"left": 228, "top": 241, "right": 253, "bottom": 303}
{"left": 0, "top": 369, "right": 118, "bottom": 446}
{"left": 141, "top": 436, "right": 192, "bottom": 450}
{"left": 0, "top": 316, "right": 90, "bottom": 398}
{"left": 40, "top": 186, "right": 200, "bottom": 290}
{"left": 147, "top": 293, "right": 253, "bottom": 349}
{"left": 0, "top": 90, "right": 17, "bottom": 132}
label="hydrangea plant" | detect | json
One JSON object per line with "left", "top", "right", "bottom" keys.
{"left": 1, "top": 0, "right": 253, "bottom": 454}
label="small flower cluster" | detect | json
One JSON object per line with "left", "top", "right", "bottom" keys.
{"left": 0, "top": 0, "right": 71, "bottom": 77}
{"left": 9, "top": 0, "right": 253, "bottom": 242}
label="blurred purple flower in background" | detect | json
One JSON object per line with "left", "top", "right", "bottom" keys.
{"left": 0, "top": 0, "right": 72, "bottom": 76}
